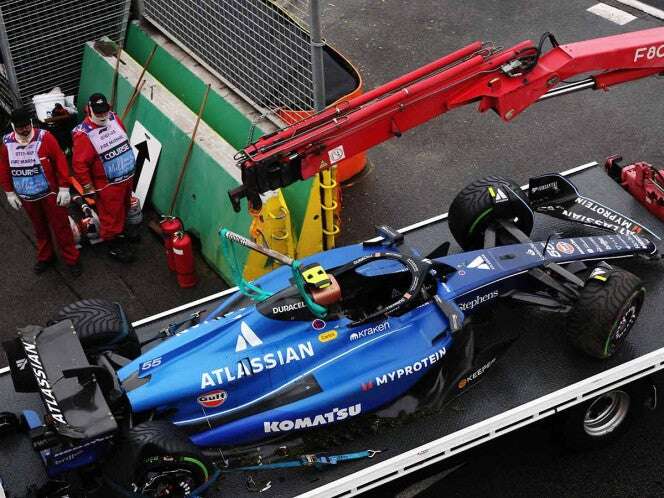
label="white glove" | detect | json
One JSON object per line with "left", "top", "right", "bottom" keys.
{"left": 5, "top": 191, "right": 22, "bottom": 210}
{"left": 56, "top": 187, "right": 71, "bottom": 207}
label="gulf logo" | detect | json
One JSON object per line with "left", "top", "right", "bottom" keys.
{"left": 198, "top": 390, "right": 228, "bottom": 408}
{"left": 555, "top": 241, "right": 575, "bottom": 255}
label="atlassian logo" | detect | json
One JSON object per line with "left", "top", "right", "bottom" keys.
{"left": 458, "top": 290, "right": 499, "bottom": 311}
{"left": 201, "top": 342, "right": 315, "bottom": 388}
{"left": 467, "top": 255, "right": 492, "bottom": 270}
{"left": 236, "top": 322, "right": 263, "bottom": 352}
{"left": 349, "top": 321, "right": 390, "bottom": 341}
{"left": 264, "top": 404, "right": 361, "bottom": 433}
{"left": 21, "top": 341, "right": 66, "bottom": 424}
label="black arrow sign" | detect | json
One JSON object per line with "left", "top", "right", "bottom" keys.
{"left": 133, "top": 139, "right": 150, "bottom": 190}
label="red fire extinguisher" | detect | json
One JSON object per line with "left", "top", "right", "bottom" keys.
{"left": 159, "top": 216, "right": 183, "bottom": 272}
{"left": 172, "top": 231, "right": 198, "bottom": 288}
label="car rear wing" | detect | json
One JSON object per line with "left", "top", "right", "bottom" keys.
{"left": 2, "top": 321, "right": 117, "bottom": 440}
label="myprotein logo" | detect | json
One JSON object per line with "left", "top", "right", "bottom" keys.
{"left": 235, "top": 322, "right": 263, "bottom": 352}
{"left": 349, "top": 321, "right": 390, "bottom": 341}
{"left": 264, "top": 404, "right": 361, "bottom": 433}
{"left": 375, "top": 348, "right": 447, "bottom": 387}
{"left": 457, "top": 290, "right": 499, "bottom": 311}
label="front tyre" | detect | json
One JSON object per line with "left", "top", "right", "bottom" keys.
{"left": 448, "top": 176, "right": 532, "bottom": 250}
{"left": 567, "top": 268, "right": 645, "bottom": 359}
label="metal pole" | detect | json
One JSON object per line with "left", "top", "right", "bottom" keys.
{"left": 309, "top": 0, "right": 326, "bottom": 112}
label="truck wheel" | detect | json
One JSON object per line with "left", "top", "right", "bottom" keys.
{"left": 108, "top": 420, "right": 213, "bottom": 497}
{"left": 50, "top": 299, "right": 141, "bottom": 360}
{"left": 448, "top": 176, "right": 533, "bottom": 250}
{"left": 556, "top": 382, "right": 648, "bottom": 450}
{"left": 567, "top": 268, "right": 645, "bottom": 359}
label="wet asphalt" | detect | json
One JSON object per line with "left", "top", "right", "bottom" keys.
{"left": 322, "top": 0, "right": 664, "bottom": 496}
{"left": 2, "top": 0, "right": 664, "bottom": 496}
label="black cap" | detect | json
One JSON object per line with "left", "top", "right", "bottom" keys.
{"left": 10, "top": 107, "right": 32, "bottom": 127}
{"left": 88, "top": 93, "right": 110, "bottom": 113}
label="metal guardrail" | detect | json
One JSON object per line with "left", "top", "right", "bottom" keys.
{"left": 140, "top": 0, "right": 321, "bottom": 124}
{"left": 0, "top": 0, "right": 131, "bottom": 108}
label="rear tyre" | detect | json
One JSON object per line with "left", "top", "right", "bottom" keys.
{"left": 567, "top": 268, "right": 645, "bottom": 359}
{"left": 448, "top": 176, "right": 532, "bottom": 250}
{"left": 108, "top": 420, "right": 213, "bottom": 497}
{"left": 50, "top": 299, "right": 141, "bottom": 359}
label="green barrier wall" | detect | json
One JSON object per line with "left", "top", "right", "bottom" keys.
{"left": 78, "top": 23, "right": 318, "bottom": 282}
{"left": 77, "top": 44, "right": 251, "bottom": 280}
{"left": 124, "top": 22, "right": 312, "bottom": 232}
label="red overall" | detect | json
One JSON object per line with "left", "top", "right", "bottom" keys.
{"left": 0, "top": 129, "right": 79, "bottom": 265}
{"left": 72, "top": 113, "right": 135, "bottom": 241}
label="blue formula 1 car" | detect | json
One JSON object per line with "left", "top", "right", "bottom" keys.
{"left": 1, "top": 173, "right": 660, "bottom": 496}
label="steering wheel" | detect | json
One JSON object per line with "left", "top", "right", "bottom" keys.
{"left": 334, "top": 252, "right": 432, "bottom": 326}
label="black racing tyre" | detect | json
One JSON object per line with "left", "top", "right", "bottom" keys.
{"left": 567, "top": 268, "right": 645, "bottom": 359}
{"left": 555, "top": 382, "right": 649, "bottom": 451}
{"left": 107, "top": 420, "right": 214, "bottom": 497}
{"left": 448, "top": 176, "right": 532, "bottom": 250}
{"left": 51, "top": 299, "right": 141, "bottom": 359}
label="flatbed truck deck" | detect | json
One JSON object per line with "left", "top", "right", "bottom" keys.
{"left": 2, "top": 161, "right": 663, "bottom": 498}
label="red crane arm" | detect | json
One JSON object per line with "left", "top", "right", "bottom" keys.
{"left": 229, "top": 28, "right": 664, "bottom": 211}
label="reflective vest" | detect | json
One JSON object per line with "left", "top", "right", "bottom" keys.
{"left": 76, "top": 113, "right": 135, "bottom": 183}
{"left": 3, "top": 129, "right": 50, "bottom": 200}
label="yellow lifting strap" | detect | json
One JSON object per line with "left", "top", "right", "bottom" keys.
{"left": 296, "top": 174, "right": 324, "bottom": 257}
{"left": 320, "top": 167, "right": 340, "bottom": 250}
{"left": 243, "top": 190, "right": 295, "bottom": 281}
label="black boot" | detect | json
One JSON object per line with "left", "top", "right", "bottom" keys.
{"left": 107, "top": 239, "right": 135, "bottom": 263}
{"left": 33, "top": 259, "right": 55, "bottom": 274}
{"left": 67, "top": 261, "right": 82, "bottom": 277}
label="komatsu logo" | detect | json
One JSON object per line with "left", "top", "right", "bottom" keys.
{"left": 264, "top": 404, "right": 361, "bottom": 433}
{"left": 458, "top": 290, "right": 499, "bottom": 311}
{"left": 21, "top": 341, "right": 66, "bottom": 424}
